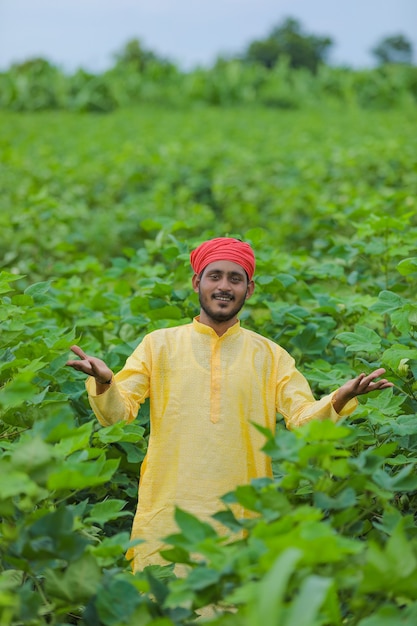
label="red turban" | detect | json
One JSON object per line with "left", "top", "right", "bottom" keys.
{"left": 190, "top": 237, "right": 255, "bottom": 280}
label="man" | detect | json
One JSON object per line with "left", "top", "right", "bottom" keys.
{"left": 66, "top": 237, "right": 393, "bottom": 572}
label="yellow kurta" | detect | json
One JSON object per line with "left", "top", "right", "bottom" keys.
{"left": 86, "top": 317, "right": 356, "bottom": 571}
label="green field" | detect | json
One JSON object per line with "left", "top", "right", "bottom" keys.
{"left": 1, "top": 106, "right": 417, "bottom": 624}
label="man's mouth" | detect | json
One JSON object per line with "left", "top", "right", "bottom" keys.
{"left": 213, "top": 294, "right": 234, "bottom": 302}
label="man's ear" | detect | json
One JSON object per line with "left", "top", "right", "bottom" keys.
{"left": 245, "top": 280, "right": 255, "bottom": 300}
{"left": 192, "top": 273, "right": 200, "bottom": 293}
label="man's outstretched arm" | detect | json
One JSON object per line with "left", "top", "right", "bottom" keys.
{"left": 332, "top": 368, "right": 393, "bottom": 414}
{"left": 66, "top": 345, "right": 113, "bottom": 395}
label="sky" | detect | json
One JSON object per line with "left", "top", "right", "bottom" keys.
{"left": 1, "top": 0, "right": 416, "bottom": 72}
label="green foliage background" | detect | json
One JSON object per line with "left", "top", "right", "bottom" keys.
{"left": 1, "top": 55, "right": 416, "bottom": 112}
{"left": 1, "top": 98, "right": 417, "bottom": 625}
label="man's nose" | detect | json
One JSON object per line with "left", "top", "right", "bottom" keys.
{"left": 218, "top": 276, "right": 231, "bottom": 290}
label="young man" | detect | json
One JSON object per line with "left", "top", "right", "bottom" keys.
{"left": 66, "top": 237, "right": 393, "bottom": 572}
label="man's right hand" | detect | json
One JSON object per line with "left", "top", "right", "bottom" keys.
{"left": 66, "top": 345, "right": 113, "bottom": 385}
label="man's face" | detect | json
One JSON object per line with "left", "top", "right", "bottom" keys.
{"left": 193, "top": 260, "right": 254, "bottom": 323}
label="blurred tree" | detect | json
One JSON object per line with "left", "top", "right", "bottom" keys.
{"left": 113, "top": 38, "right": 172, "bottom": 72}
{"left": 11, "top": 57, "right": 58, "bottom": 74}
{"left": 8, "top": 58, "right": 64, "bottom": 110}
{"left": 243, "top": 18, "right": 333, "bottom": 72}
{"left": 372, "top": 34, "right": 414, "bottom": 65}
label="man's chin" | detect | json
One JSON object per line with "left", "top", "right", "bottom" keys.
{"left": 201, "top": 305, "right": 238, "bottom": 323}
{"left": 199, "top": 293, "right": 245, "bottom": 324}
{"left": 211, "top": 313, "right": 236, "bottom": 322}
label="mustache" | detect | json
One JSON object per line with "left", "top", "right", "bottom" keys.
{"left": 212, "top": 291, "right": 235, "bottom": 299}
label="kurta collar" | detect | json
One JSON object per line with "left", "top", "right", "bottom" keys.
{"left": 192, "top": 316, "right": 241, "bottom": 338}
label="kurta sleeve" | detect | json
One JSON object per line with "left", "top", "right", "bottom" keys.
{"left": 275, "top": 348, "right": 357, "bottom": 429}
{"left": 86, "top": 336, "right": 152, "bottom": 426}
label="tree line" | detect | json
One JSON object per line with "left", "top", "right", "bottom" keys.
{"left": 109, "top": 18, "right": 414, "bottom": 73}
{"left": 0, "top": 18, "right": 415, "bottom": 112}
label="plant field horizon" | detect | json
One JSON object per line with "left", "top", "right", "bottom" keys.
{"left": 1, "top": 105, "right": 417, "bottom": 625}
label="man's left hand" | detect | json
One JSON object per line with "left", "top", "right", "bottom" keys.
{"left": 333, "top": 368, "right": 394, "bottom": 414}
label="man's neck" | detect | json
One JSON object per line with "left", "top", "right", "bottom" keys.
{"left": 198, "top": 311, "right": 238, "bottom": 336}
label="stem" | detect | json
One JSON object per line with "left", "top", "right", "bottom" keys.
{"left": 350, "top": 595, "right": 387, "bottom": 626}
{"left": 52, "top": 491, "right": 81, "bottom": 507}
{"left": 0, "top": 426, "right": 30, "bottom": 440}
{"left": 392, "top": 383, "right": 417, "bottom": 402}
{"left": 32, "top": 576, "right": 53, "bottom": 616}
{"left": 384, "top": 228, "right": 389, "bottom": 291}
{"left": 340, "top": 503, "right": 379, "bottom": 535}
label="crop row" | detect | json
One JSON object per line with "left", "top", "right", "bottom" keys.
{"left": 0, "top": 106, "right": 417, "bottom": 624}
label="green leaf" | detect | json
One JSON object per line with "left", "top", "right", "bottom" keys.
{"left": 301, "top": 419, "right": 352, "bottom": 441}
{"left": 248, "top": 548, "right": 301, "bottom": 625}
{"left": 0, "top": 466, "right": 43, "bottom": 499}
{"left": 95, "top": 578, "right": 142, "bottom": 626}
{"left": 261, "top": 427, "right": 303, "bottom": 462}
{"left": 145, "top": 568, "right": 171, "bottom": 607}
{"left": 397, "top": 257, "right": 417, "bottom": 276}
{"left": 370, "top": 290, "right": 406, "bottom": 314}
{"left": 314, "top": 487, "right": 356, "bottom": 511}
{"left": 283, "top": 576, "right": 334, "bottom": 626}
{"left": 183, "top": 567, "right": 220, "bottom": 591}
{"left": 361, "top": 520, "right": 417, "bottom": 598}
{"left": 12, "top": 433, "right": 53, "bottom": 464}
{"left": 0, "top": 379, "right": 39, "bottom": 410}
{"left": 382, "top": 345, "right": 417, "bottom": 370}
{"left": 47, "top": 458, "right": 119, "bottom": 491}
{"left": 173, "top": 508, "right": 217, "bottom": 543}
{"left": 373, "top": 465, "right": 417, "bottom": 492}
{"left": 257, "top": 273, "right": 296, "bottom": 288}
{"left": 118, "top": 441, "right": 146, "bottom": 464}
{"left": 387, "top": 415, "right": 417, "bottom": 436}
{"left": 358, "top": 603, "right": 417, "bottom": 626}
{"left": 386, "top": 521, "right": 417, "bottom": 578}
{"left": 336, "top": 325, "right": 381, "bottom": 354}
{"left": 24, "top": 280, "right": 53, "bottom": 298}
{"left": 233, "top": 485, "right": 260, "bottom": 511}
{"left": 54, "top": 421, "right": 94, "bottom": 456}
{"left": 0, "top": 272, "right": 26, "bottom": 294}
{"left": 91, "top": 532, "right": 139, "bottom": 562}
{"left": 212, "top": 509, "right": 243, "bottom": 533}
{"left": 0, "top": 569, "right": 24, "bottom": 591}
{"left": 85, "top": 499, "right": 132, "bottom": 527}
{"left": 159, "top": 546, "right": 193, "bottom": 565}
{"left": 95, "top": 422, "right": 145, "bottom": 444}
{"left": 148, "top": 305, "right": 183, "bottom": 321}
{"left": 17, "top": 583, "right": 43, "bottom": 624}
{"left": 24, "top": 506, "right": 88, "bottom": 562}
{"left": 364, "top": 387, "right": 404, "bottom": 415}
{"left": 291, "top": 323, "right": 330, "bottom": 355}
{"left": 44, "top": 552, "right": 101, "bottom": 604}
